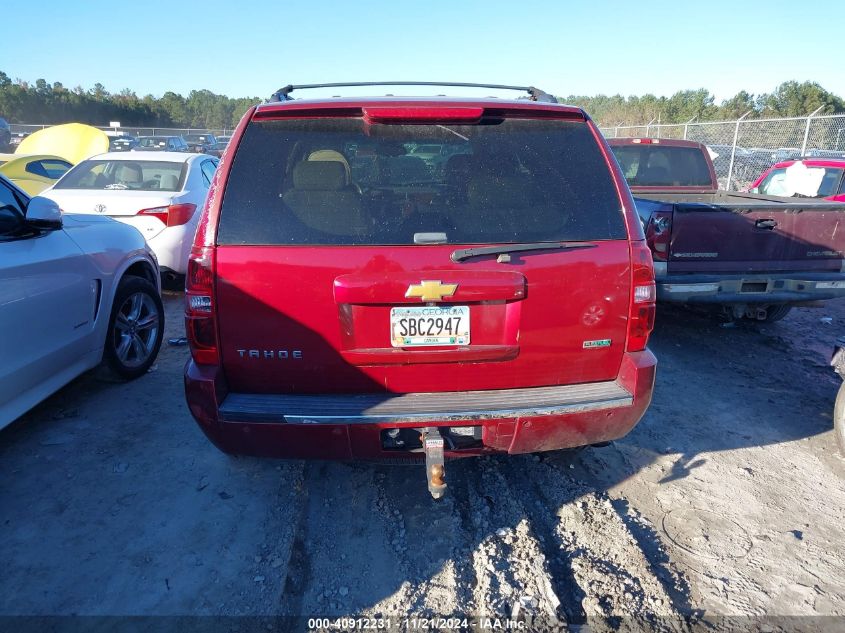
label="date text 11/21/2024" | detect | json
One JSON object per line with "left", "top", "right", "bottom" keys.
{"left": 307, "top": 616, "right": 528, "bottom": 630}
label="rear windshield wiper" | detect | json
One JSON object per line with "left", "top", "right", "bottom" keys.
{"left": 451, "top": 241, "right": 597, "bottom": 262}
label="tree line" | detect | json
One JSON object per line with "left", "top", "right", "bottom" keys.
{"left": 0, "top": 71, "right": 260, "bottom": 129}
{"left": 1, "top": 72, "right": 843, "bottom": 129}
{"left": 560, "top": 81, "right": 845, "bottom": 126}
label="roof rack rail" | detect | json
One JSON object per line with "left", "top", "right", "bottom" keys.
{"left": 267, "top": 82, "right": 557, "bottom": 104}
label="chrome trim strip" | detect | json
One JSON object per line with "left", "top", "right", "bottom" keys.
{"left": 283, "top": 399, "right": 632, "bottom": 424}
{"left": 662, "top": 283, "right": 719, "bottom": 293}
{"left": 218, "top": 382, "right": 633, "bottom": 425}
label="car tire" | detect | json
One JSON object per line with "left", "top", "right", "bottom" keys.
{"left": 761, "top": 305, "right": 792, "bottom": 323}
{"left": 160, "top": 272, "right": 186, "bottom": 292}
{"left": 835, "top": 382, "right": 845, "bottom": 455}
{"left": 103, "top": 276, "right": 164, "bottom": 380}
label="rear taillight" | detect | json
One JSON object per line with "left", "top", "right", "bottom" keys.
{"left": 627, "top": 241, "right": 656, "bottom": 352}
{"left": 185, "top": 245, "right": 218, "bottom": 365}
{"left": 182, "top": 103, "right": 253, "bottom": 365}
{"left": 138, "top": 203, "right": 196, "bottom": 227}
{"left": 645, "top": 211, "right": 672, "bottom": 262}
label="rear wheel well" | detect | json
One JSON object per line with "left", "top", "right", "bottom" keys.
{"left": 121, "top": 261, "right": 158, "bottom": 288}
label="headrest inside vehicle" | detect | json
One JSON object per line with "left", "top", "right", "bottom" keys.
{"left": 292, "top": 161, "right": 346, "bottom": 191}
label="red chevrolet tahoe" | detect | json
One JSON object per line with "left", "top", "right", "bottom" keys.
{"left": 184, "top": 82, "right": 656, "bottom": 496}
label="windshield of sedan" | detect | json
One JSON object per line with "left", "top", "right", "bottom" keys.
{"left": 756, "top": 163, "right": 844, "bottom": 198}
{"left": 54, "top": 160, "right": 188, "bottom": 191}
{"left": 138, "top": 137, "right": 172, "bottom": 148}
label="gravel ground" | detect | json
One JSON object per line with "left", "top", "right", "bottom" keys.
{"left": 1, "top": 290, "right": 843, "bottom": 629}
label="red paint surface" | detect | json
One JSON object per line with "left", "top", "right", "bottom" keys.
{"left": 214, "top": 243, "right": 631, "bottom": 393}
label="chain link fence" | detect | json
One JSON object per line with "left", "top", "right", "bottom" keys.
{"left": 8, "top": 123, "right": 234, "bottom": 138}
{"left": 9, "top": 115, "right": 845, "bottom": 192}
{"left": 601, "top": 113, "right": 845, "bottom": 190}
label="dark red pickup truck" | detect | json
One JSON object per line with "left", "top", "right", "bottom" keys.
{"left": 609, "top": 138, "right": 845, "bottom": 321}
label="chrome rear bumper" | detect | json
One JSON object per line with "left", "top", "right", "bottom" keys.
{"left": 656, "top": 271, "right": 845, "bottom": 303}
{"left": 218, "top": 381, "right": 633, "bottom": 425}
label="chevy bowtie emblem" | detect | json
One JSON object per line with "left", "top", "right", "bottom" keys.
{"left": 405, "top": 280, "right": 458, "bottom": 302}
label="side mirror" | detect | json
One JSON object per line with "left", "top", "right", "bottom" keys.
{"left": 26, "top": 196, "right": 63, "bottom": 230}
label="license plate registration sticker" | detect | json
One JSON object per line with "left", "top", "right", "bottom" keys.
{"left": 390, "top": 305, "right": 470, "bottom": 347}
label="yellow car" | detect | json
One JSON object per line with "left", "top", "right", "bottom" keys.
{"left": 0, "top": 153, "right": 74, "bottom": 196}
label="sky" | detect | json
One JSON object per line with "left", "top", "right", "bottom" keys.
{"left": 6, "top": 0, "right": 844, "bottom": 103}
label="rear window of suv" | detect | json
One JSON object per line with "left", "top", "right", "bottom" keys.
{"left": 217, "top": 117, "right": 627, "bottom": 245}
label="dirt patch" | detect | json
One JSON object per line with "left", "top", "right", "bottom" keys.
{"left": 1, "top": 291, "right": 843, "bottom": 624}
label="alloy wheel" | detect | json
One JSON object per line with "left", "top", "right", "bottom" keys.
{"left": 113, "top": 292, "right": 160, "bottom": 369}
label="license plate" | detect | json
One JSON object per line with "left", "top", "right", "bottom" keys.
{"left": 390, "top": 306, "right": 470, "bottom": 347}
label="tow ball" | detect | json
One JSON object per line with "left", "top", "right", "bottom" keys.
{"left": 421, "top": 427, "right": 447, "bottom": 499}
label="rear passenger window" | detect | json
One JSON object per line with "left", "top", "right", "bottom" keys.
{"left": 611, "top": 145, "right": 713, "bottom": 187}
{"left": 201, "top": 160, "right": 216, "bottom": 186}
{"left": 26, "top": 160, "right": 71, "bottom": 180}
{"left": 218, "top": 118, "right": 627, "bottom": 246}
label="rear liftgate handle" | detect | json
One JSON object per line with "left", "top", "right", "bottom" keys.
{"left": 422, "top": 427, "right": 447, "bottom": 500}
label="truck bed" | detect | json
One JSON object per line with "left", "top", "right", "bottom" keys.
{"left": 633, "top": 189, "right": 845, "bottom": 305}
{"left": 635, "top": 189, "right": 845, "bottom": 211}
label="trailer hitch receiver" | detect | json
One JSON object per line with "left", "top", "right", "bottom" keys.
{"left": 422, "top": 427, "right": 447, "bottom": 499}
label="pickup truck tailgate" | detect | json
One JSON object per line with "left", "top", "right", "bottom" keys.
{"left": 664, "top": 198, "right": 845, "bottom": 273}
